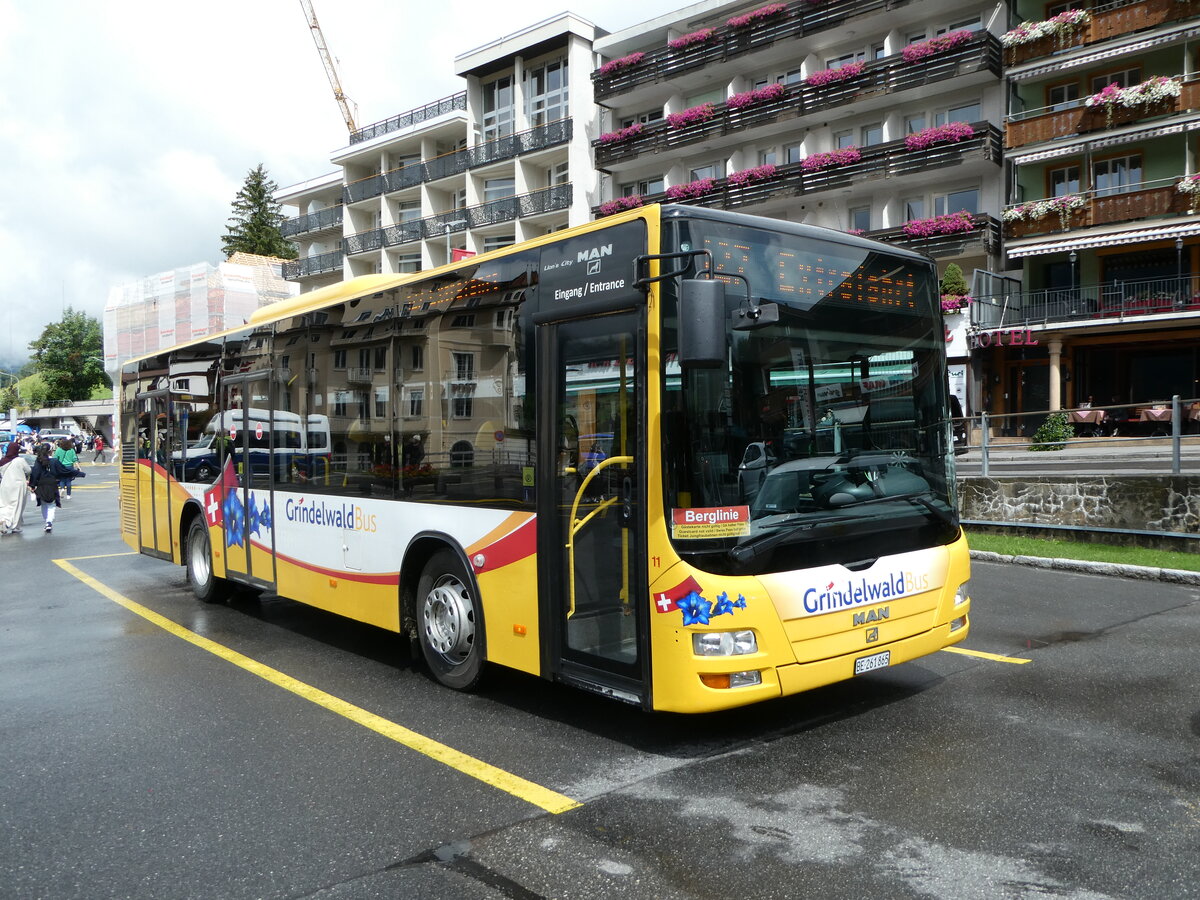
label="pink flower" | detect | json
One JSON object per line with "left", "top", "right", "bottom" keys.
{"left": 805, "top": 61, "right": 865, "bottom": 87}
{"left": 597, "top": 52, "right": 645, "bottom": 77}
{"left": 800, "top": 146, "right": 862, "bottom": 171}
{"left": 904, "top": 122, "right": 975, "bottom": 151}
{"left": 668, "top": 28, "right": 716, "bottom": 50}
{"left": 597, "top": 123, "right": 645, "bottom": 144}
{"left": 598, "top": 195, "right": 644, "bottom": 216}
{"left": 902, "top": 211, "right": 977, "bottom": 237}
{"left": 727, "top": 82, "right": 786, "bottom": 110}
{"left": 726, "top": 3, "right": 787, "bottom": 28}
{"left": 728, "top": 164, "right": 778, "bottom": 185}
{"left": 666, "top": 103, "right": 717, "bottom": 129}
{"left": 665, "top": 178, "right": 717, "bottom": 200}
{"left": 902, "top": 30, "right": 974, "bottom": 63}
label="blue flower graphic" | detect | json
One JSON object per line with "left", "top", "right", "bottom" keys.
{"left": 712, "top": 591, "right": 735, "bottom": 617}
{"left": 678, "top": 591, "right": 712, "bottom": 626}
{"left": 734, "top": 594, "right": 747, "bottom": 609}
{"left": 223, "top": 490, "right": 245, "bottom": 548}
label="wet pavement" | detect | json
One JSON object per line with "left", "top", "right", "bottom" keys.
{"left": 1, "top": 464, "right": 1197, "bottom": 898}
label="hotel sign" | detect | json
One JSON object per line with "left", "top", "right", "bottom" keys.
{"left": 968, "top": 328, "right": 1039, "bottom": 349}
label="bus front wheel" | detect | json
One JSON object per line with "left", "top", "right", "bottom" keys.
{"left": 186, "top": 518, "right": 232, "bottom": 604}
{"left": 415, "top": 550, "right": 485, "bottom": 690}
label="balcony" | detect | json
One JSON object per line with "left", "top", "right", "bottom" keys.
{"left": 1003, "top": 177, "right": 1195, "bottom": 240}
{"left": 594, "top": 125, "right": 1002, "bottom": 214}
{"left": 282, "top": 250, "right": 342, "bottom": 280}
{"left": 595, "top": 35, "right": 1001, "bottom": 168}
{"left": 1006, "top": 76, "right": 1198, "bottom": 148}
{"left": 864, "top": 214, "right": 1001, "bottom": 258}
{"left": 344, "top": 119, "right": 572, "bottom": 204}
{"left": 349, "top": 92, "right": 467, "bottom": 145}
{"left": 1005, "top": 0, "right": 1200, "bottom": 67}
{"left": 971, "top": 274, "right": 1200, "bottom": 330}
{"left": 281, "top": 205, "right": 343, "bottom": 239}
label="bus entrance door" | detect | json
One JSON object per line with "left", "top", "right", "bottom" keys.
{"left": 219, "top": 376, "right": 276, "bottom": 590}
{"left": 538, "top": 312, "right": 648, "bottom": 705}
{"left": 135, "top": 389, "right": 174, "bottom": 559}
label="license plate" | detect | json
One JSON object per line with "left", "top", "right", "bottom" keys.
{"left": 854, "top": 650, "right": 891, "bottom": 675}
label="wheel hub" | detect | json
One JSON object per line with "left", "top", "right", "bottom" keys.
{"left": 422, "top": 575, "right": 474, "bottom": 664}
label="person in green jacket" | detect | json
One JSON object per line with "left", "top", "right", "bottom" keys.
{"left": 53, "top": 438, "right": 79, "bottom": 501}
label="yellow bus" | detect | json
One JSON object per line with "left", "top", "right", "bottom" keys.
{"left": 119, "top": 204, "right": 970, "bottom": 713}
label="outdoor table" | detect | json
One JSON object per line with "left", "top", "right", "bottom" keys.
{"left": 1139, "top": 408, "right": 1171, "bottom": 422}
{"left": 1069, "top": 409, "right": 1106, "bottom": 425}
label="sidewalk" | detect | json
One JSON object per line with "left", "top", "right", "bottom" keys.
{"left": 970, "top": 549, "right": 1200, "bottom": 585}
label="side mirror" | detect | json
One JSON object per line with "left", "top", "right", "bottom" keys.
{"left": 678, "top": 279, "right": 727, "bottom": 368}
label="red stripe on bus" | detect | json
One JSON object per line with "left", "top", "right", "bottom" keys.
{"left": 472, "top": 516, "right": 537, "bottom": 573}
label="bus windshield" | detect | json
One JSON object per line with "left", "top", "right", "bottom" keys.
{"left": 662, "top": 216, "right": 958, "bottom": 573}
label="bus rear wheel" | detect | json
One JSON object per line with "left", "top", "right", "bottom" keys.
{"left": 186, "top": 517, "right": 232, "bottom": 604}
{"left": 415, "top": 550, "right": 485, "bottom": 690}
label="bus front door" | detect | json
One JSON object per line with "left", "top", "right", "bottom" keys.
{"left": 538, "top": 312, "right": 648, "bottom": 705}
{"left": 135, "top": 390, "right": 174, "bottom": 559}
{"left": 220, "top": 376, "right": 276, "bottom": 590}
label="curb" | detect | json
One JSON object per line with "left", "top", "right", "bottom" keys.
{"left": 969, "top": 550, "right": 1200, "bottom": 585}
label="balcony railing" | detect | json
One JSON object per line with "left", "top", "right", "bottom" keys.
{"left": 282, "top": 249, "right": 342, "bottom": 280}
{"left": 864, "top": 214, "right": 1001, "bottom": 258}
{"left": 971, "top": 274, "right": 1200, "bottom": 329}
{"left": 592, "top": 0, "right": 913, "bottom": 99}
{"left": 349, "top": 92, "right": 467, "bottom": 145}
{"left": 344, "top": 119, "right": 572, "bottom": 205}
{"left": 1003, "top": 176, "right": 1196, "bottom": 240}
{"left": 1005, "top": 0, "right": 1200, "bottom": 67}
{"left": 1006, "top": 76, "right": 1198, "bottom": 148}
{"left": 594, "top": 125, "right": 1002, "bottom": 215}
{"left": 281, "top": 205, "right": 343, "bottom": 238}
{"left": 596, "top": 36, "right": 1001, "bottom": 167}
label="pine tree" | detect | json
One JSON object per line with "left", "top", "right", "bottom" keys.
{"left": 940, "top": 262, "right": 969, "bottom": 297}
{"left": 221, "top": 164, "right": 298, "bottom": 260}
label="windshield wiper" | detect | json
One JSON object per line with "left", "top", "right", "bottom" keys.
{"left": 728, "top": 520, "right": 820, "bottom": 563}
{"left": 827, "top": 490, "right": 957, "bottom": 526}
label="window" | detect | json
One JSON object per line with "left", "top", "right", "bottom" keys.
{"left": 374, "top": 388, "right": 388, "bottom": 418}
{"left": 756, "top": 68, "right": 803, "bottom": 86}
{"left": 871, "top": 43, "right": 886, "bottom": 60}
{"left": 451, "top": 188, "right": 467, "bottom": 209}
{"left": 826, "top": 50, "right": 866, "bottom": 70}
{"left": 452, "top": 396, "right": 474, "bottom": 419}
{"left": 618, "top": 176, "right": 664, "bottom": 196}
{"left": 451, "top": 314, "right": 476, "bottom": 327}
{"left": 1091, "top": 68, "right": 1140, "bottom": 93}
{"left": 482, "top": 235, "right": 514, "bottom": 252}
{"left": 333, "top": 391, "right": 348, "bottom": 417}
{"left": 685, "top": 88, "right": 724, "bottom": 107}
{"left": 397, "top": 201, "right": 421, "bottom": 223}
{"left": 1047, "top": 0, "right": 1086, "bottom": 13}
{"left": 690, "top": 162, "right": 725, "bottom": 181}
{"left": 758, "top": 148, "right": 778, "bottom": 166}
{"left": 484, "top": 177, "right": 515, "bottom": 202}
{"left": 834, "top": 130, "right": 855, "bottom": 149}
{"left": 861, "top": 123, "right": 883, "bottom": 146}
{"left": 453, "top": 352, "right": 475, "bottom": 381}
{"left": 1093, "top": 155, "right": 1142, "bottom": 197}
{"left": 524, "top": 58, "right": 568, "bottom": 126}
{"left": 395, "top": 253, "right": 421, "bottom": 273}
{"left": 411, "top": 345, "right": 423, "bottom": 370}
{"left": 904, "top": 197, "right": 926, "bottom": 220}
{"left": 1048, "top": 83, "right": 1080, "bottom": 111}
{"left": 333, "top": 349, "right": 347, "bottom": 369}
{"left": 374, "top": 347, "right": 387, "bottom": 370}
{"left": 934, "top": 187, "right": 979, "bottom": 215}
{"left": 408, "top": 390, "right": 423, "bottom": 417}
{"left": 784, "top": 142, "right": 804, "bottom": 164}
{"left": 938, "top": 18, "right": 982, "bottom": 34}
{"left": 550, "top": 162, "right": 570, "bottom": 186}
{"left": 482, "top": 75, "right": 514, "bottom": 141}
{"left": 850, "top": 206, "right": 871, "bottom": 231}
{"left": 905, "top": 114, "right": 927, "bottom": 134}
{"left": 935, "top": 102, "right": 980, "bottom": 126}
{"left": 619, "top": 109, "right": 664, "bottom": 128}
{"left": 1049, "top": 165, "right": 1081, "bottom": 197}
{"left": 907, "top": 31, "right": 927, "bottom": 43}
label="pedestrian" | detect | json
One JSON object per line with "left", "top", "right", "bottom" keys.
{"left": 0, "top": 454, "right": 31, "bottom": 534}
{"left": 1, "top": 439, "right": 20, "bottom": 469}
{"left": 29, "top": 444, "right": 63, "bottom": 533}
{"left": 92, "top": 433, "right": 107, "bottom": 463}
{"left": 54, "top": 437, "right": 79, "bottom": 501}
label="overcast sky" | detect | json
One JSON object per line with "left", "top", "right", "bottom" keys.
{"left": 0, "top": 0, "right": 683, "bottom": 366}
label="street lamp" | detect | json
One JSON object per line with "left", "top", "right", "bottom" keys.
{"left": 444, "top": 220, "right": 467, "bottom": 265}
{"left": 1176, "top": 236, "right": 1184, "bottom": 287}
{"left": 1069, "top": 250, "right": 1078, "bottom": 307}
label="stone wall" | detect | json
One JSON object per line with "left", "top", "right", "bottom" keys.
{"left": 958, "top": 476, "right": 1200, "bottom": 534}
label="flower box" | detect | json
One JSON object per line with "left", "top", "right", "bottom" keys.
{"left": 597, "top": 52, "right": 645, "bottom": 78}
{"left": 1083, "top": 76, "right": 1180, "bottom": 128}
{"left": 665, "top": 178, "right": 717, "bottom": 200}
{"left": 668, "top": 28, "right": 716, "bottom": 51}
{"left": 597, "top": 123, "right": 645, "bottom": 145}
{"left": 902, "top": 211, "right": 977, "bottom": 238}
{"left": 727, "top": 82, "right": 786, "bottom": 110}
{"left": 666, "top": 103, "right": 717, "bottom": 129}
{"left": 1001, "top": 9, "right": 1090, "bottom": 48}
{"left": 941, "top": 294, "right": 972, "bottom": 314}
{"left": 598, "top": 195, "right": 645, "bottom": 217}
{"left": 727, "top": 3, "right": 787, "bottom": 28}
{"left": 728, "top": 164, "right": 778, "bottom": 185}
{"left": 800, "top": 146, "right": 862, "bottom": 172}
{"left": 904, "top": 122, "right": 975, "bottom": 151}
{"left": 805, "top": 61, "right": 865, "bottom": 87}
{"left": 902, "top": 30, "right": 973, "bottom": 63}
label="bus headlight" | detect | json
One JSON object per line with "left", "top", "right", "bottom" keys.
{"left": 693, "top": 630, "right": 758, "bottom": 657}
{"left": 954, "top": 581, "right": 970, "bottom": 606}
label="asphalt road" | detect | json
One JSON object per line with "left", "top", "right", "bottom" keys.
{"left": 1, "top": 464, "right": 1197, "bottom": 899}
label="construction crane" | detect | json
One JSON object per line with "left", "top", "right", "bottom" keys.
{"left": 298, "top": 0, "right": 358, "bottom": 135}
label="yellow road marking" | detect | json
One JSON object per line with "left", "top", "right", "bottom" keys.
{"left": 942, "top": 646, "right": 1031, "bottom": 665}
{"left": 54, "top": 556, "right": 582, "bottom": 815}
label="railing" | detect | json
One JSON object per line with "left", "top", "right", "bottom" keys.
{"left": 1005, "top": 0, "right": 1200, "bottom": 67}
{"left": 971, "top": 274, "right": 1200, "bottom": 329}
{"left": 413, "top": 184, "right": 572, "bottom": 241}
{"left": 282, "top": 249, "right": 342, "bottom": 280}
{"left": 1003, "top": 176, "right": 1196, "bottom": 240}
{"left": 344, "top": 119, "right": 572, "bottom": 205}
{"left": 595, "top": 35, "right": 1000, "bottom": 167}
{"left": 595, "top": 124, "right": 1002, "bottom": 216}
{"left": 281, "top": 205, "right": 343, "bottom": 238}
{"left": 1006, "top": 75, "right": 1199, "bottom": 148}
{"left": 864, "top": 214, "right": 1001, "bottom": 258}
{"left": 349, "top": 92, "right": 467, "bottom": 144}
{"left": 962, "top": 397, "right": 1200, "bottom": 476}
{"left": 591, "top": 0, "right": 912, "bottom": 99}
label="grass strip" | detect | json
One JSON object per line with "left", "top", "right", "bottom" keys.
{"left": 964, "top": 531, "right": 1200, "bottom": 573}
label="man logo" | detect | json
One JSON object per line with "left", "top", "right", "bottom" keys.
{"left": 577, "top": 244, "right": 612, "bottom": 263}
{"left": 852, "top": 606, "right": 890, "bottom": 626}
{"left": 865, "top": 627, "right": 880, "bottom": 643}
{"left": 587, "top": 259, "right": 602, "bottom": 275}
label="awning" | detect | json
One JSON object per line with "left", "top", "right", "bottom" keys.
{"left": 1006, "top": 220, "right": 1200, "bottom": 258}
{"left": 1008, "top": 115, "right": 1200, "bottom": 165}
{"left": 1010, "top": 23, "right": 1200, "bottom": 81}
